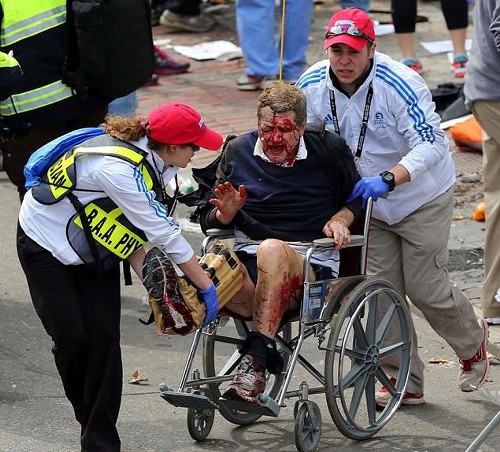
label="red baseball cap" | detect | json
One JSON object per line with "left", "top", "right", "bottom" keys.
{"left": 147, "top": 102, "right": 223, "bottom": 151}
{"left": 324, "top": 8, "right": 375, "bottom": 51}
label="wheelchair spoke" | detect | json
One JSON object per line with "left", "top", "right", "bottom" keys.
{"left": 365, "top": 374, "right": 377, "bottom": 424}
{"left": 338, "top": 345, "right": 366, "bottom": 361}
{"left": 375, "top": 302, "right": 397, "bottom": 346}
{"left": 348, "top": 369, "right": 370, "bottom": 419}
{"left": 379, "top": 340, "right": 407, "bottom": 359}
{"left": 351, "top": 316, "right": 370, "bottom": 350}
{"left": 365, "top": 295, "right": 378, "bottom": 344}
{"left": 339, "top": 361, "right": 366, "bottom": 391}
{"left": 375, "top": 368, "right": 397, "bottom": 395}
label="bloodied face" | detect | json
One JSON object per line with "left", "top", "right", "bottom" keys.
{"left": 257, "top": 107, "right": 305, "bottom": 166}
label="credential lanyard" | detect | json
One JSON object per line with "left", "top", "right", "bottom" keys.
{"left": 329, "top": 82, "right": 373, "bottom": 158}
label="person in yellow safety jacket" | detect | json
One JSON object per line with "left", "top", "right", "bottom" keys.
{"left": 17, "top": 102, "right": 223, "bottom": 452}
{"left": 0, "top": 0, "right": 107, "bottom": 199}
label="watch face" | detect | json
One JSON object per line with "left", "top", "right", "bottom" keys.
{"left": 381, "top": 171, "right": 395, "bottom": 190}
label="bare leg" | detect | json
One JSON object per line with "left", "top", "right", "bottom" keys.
{"left": 449, "top": 28, "right": 467, "bottom": 55}
{"left": 252, "top": 239, "right": 305, "bottom": 338}
{"left": 224, "top": 264, "right": 254, "bottom": 318}
{"left": 395, "top": 32, "right": 417, "bottom": 59}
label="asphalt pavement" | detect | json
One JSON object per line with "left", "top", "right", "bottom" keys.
{"left": 2, "top": 1, "right": 500, "bottom": 451}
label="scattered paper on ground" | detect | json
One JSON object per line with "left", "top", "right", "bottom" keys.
{"left": 374, "top": 23, "right": 395, "bottom": 36}
{"left": 129, "top": 370, "right": 149, "bottom": 385}
{"left": 173, "top": 40, "right": 242, "bottom": 61}
{"left": 428, "top": 357, "right": 453, "bottom": 366}
{"left": 420, "top": 38, "right": 472, "bottom": 54}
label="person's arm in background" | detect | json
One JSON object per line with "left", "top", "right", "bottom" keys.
{"left": 491, "top": 1, "right": 500, "bottom": 51}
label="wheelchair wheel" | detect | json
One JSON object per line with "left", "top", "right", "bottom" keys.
{"left": 203, "top": 318, "right": 291, "bottom": 425}
{"left": 187, "top": 405, "right": 215, "bottom": 441}
{"left": 324, "top": 277, "right": 412, "bottom": 440}
{"left": 294, "top": 401, "right": 322, "bottom": 452}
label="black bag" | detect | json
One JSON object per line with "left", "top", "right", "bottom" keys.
{"left": 67, "top": 0, "right": 154, "bottom": 102}
{"left": 430, "top": 82, "right": 464, "bottom": 117}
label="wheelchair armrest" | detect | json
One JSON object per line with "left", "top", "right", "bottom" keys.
{"left": 205, "top": 228, "right": 235, "bottom": 239}
{"left": 312, "top": 234, "right": 365, "bottom": 249}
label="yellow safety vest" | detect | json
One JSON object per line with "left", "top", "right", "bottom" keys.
{"left": 0, "top": 0, "right": 74, "bottom": 115}
{"left": 33, "top": 136, "right": 163, "bottom": 265}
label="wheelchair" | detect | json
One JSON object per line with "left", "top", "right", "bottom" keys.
{"left": 158, "top": 199, "right": 413, "bottom": 451}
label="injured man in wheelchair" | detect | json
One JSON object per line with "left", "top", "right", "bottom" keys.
{"left": 199, "top": 82, "right": 363, "bottom": 404}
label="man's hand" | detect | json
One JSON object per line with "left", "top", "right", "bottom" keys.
{"left": 209, "top": 181, "right": 247, "bottom": 224}
{"left": 199, "top": 283, "right": 219, "bottom": 326}
{"left": 323, "top": 218, "right": 351, "bottom": 251}
{"left": 347, "top": 176, "right": 389, "bottom": 208}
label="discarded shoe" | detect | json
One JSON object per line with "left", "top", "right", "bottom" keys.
{"left": 221, "top": 354, "right": 266, "bottom": 403}
{"left": 154, "top": 46, "right": 190, "bottom": 75}
{"left": 401, "top": 57, "right": 424, "bottom": 75}
{"left": 159, "top": 10, "right": 215, "bottom": 33}
{"left": 375, "top": 378, "right": 424, "bottom": 408}
{"left": 485, "top": 317, "right": 500, "bottom": 325}
{"left": 452, "top": 54, "right": 468, "bottom": 79}
{"left": 236, "top": 74, "right": 278, "bottom": 91}
{"left": 459, "top": 318, "right": 490, "bottom": 392}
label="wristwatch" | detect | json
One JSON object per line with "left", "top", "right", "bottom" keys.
{"left": 379, "top": 171, "right": 396, "bottom": 192}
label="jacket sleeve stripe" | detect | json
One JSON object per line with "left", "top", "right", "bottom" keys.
{"left": 375, "top": 65, "right": 436, "bottom": 143}
{"left": 296, "top": 66, "right": 327, "bottom": 89}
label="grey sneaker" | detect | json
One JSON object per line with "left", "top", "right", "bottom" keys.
{"left": 159, "top": 10, "right": 215, "bottom": 33}
{"left": 459, "top": 318, "right": 490, "bottom": 392}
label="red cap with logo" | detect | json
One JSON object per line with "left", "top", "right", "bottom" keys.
{"left": 147, "top": 102, "right": 223, "bottom": 151}
{"left": 324, "top": 8, "right": 375, "bottom": 51}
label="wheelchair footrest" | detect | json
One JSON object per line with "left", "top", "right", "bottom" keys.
{"left": 160, "top": 390, "right": 218, "bottom": 409}
{"left": 218, "top": 393, "right": 281, "bottom": 417}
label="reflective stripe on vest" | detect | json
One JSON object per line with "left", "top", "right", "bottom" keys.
{"left": 71, "top": 201, "right": 146, "bottom": 261}
{"left": 0, "top": 0, "right": 66, "bottom": 47}
{"left": 0, "top": 80, "right": 74, "bottom": 116}
{"left": 33, "top": 144, "right": 149, "bottom": 204}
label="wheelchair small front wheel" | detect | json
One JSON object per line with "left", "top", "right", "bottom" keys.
{"left": 294, "top": 401, "right": 322, "bottom": 452}
{"left": 187, "top": 405, "right": 215, "bottom": 441}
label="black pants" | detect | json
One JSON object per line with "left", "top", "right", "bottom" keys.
{"left": 17, "top": 225, "right": 122, "bottom": 452}
{"left": 391, "top": 0, "right": 468, "bottom": 33}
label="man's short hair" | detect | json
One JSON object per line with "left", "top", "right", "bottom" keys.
{"left": 257, "top": 82, "right": 307, "bottom": 127}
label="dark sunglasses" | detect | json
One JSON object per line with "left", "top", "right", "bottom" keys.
{"left": 325, "top": 24, "right": 374, "bottom": 44}
{"left": 188, "top": 144, "right": 201, "bottom": 152}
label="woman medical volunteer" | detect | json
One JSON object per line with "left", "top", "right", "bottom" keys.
{"left": 16, "top": 102, "right": 222, "bottom": 451}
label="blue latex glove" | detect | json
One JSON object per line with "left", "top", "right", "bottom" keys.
{"left": 200, "top": 283, "right": 219, "bottom": 326}
{"left": 346, "top": 176, "right": 390, "bottom": 208}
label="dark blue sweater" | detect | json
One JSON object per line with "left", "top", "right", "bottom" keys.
{"left": 212, "top": 128, "right": 360, "bottom": 242}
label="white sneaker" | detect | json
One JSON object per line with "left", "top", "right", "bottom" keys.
{"left": 459, "top": 318, "right": 490, "bottom": 392}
